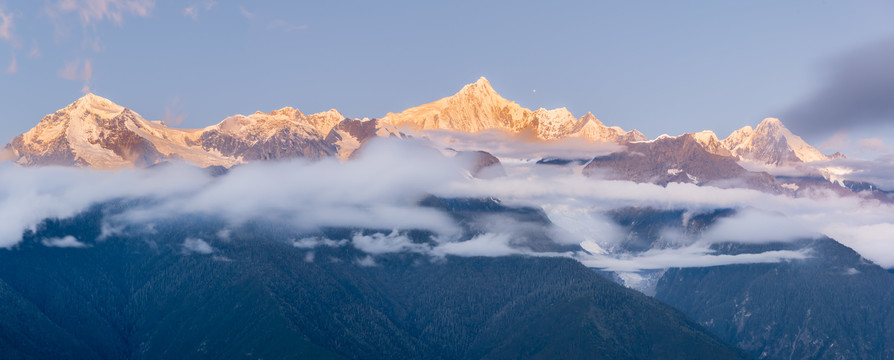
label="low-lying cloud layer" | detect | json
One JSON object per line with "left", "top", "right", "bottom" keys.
{"left": 2, "top": 137, "right": 894, "bottom": 271}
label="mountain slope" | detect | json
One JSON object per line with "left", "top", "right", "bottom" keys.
{"left": 599, "top": 206, "right": 894, "bottom": 360}
{"left": 583, "top": 133, "right": 783, "bottom": 192}
{"left": 194, "top": 107, "right": 336, "bottom": 161}
{"left": 722, "top": 118, "right": 830, "bottom": 165}
{"left": 4, "top": 81, "right": 836, "bottom": 172}
{"left": 7, "top": 94, "right": 170, "bottom": 168}
{"left": 0, "top": 201, "right": 750, "bottom": 360}
{"left": 655, "top": 238, "right": 894, "bottom": 360}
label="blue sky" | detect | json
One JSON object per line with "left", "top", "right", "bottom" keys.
{"left": 1, "top": 1, "right": 893, "bottom": 158}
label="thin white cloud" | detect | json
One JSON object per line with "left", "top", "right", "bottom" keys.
{"left": 42, "top": 235, "right": 88, "bottom": 248}
{"left": 4, "top": 137, "right": 894, "bottom": 272}
{"left": 431, "top": 233, "right": 525, "bottom": 257}
{"left": 823, "top": 223, "right": 894, "bottom": 268}
{"left": 183, "top": 1, "right": 216, "bottom": 20}
{"left": 237, "top": 6, "right": 254, "bottom": 20}
{"left": 701, "top": 209, "right": 818, "bottom": 244}
{"left": 351, "top": 231, "right": 430, "bottom": 255}
{"left": 182, "top": 237, "right": 214, "bottom": 254}
{"left": 266, "top": 19, "right": 308, "bottom": 32}
{"left": 355, "top": 255, "right": 377, "bottom": 267}
{"left": 578, "top": 245, "right": 810, "bottom": 272}
{"left": 422, "top": 129, "right": 622, "bottom": 162}
{"left": 292, "top": 237, "right": 347, "bottom": 249}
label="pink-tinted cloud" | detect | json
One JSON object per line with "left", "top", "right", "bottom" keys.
{"left": 819, "top": 130, "right": 849, "bottom": 150}
{"left": 53, "top": 0, "right": 154, "bottom": 26}
{"left": 0, "top": 7, "right": 13, "bottom": 42}
{"left": 858, "top": 138, "right": 891, "bottom": 153}
{"left": 183, "top": 1, "right": 216, "bottom": 20}
{"left": 59, "top": 58, "right": 93, "bottom": 92}
{"left": 5, "top": 54, "right": 15, "bottom": 74}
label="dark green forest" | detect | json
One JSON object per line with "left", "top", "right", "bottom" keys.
{"left": 0, "top": 200, "right": 748, "bottom": 360}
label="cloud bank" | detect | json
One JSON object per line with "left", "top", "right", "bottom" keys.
{"left": 3, "top": 137, "right": 894, "bottom": 271}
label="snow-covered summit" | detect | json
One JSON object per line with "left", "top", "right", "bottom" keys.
{"left": 6, "top": 95, "right": 340, "bottom": 168}
{"left": 380, "top": 77, "right": 643, "bottom": 143}
{"left": 722, "top": 117, "right": 829, "bottom": 165}
{"left": 5, "top": 83, "right": 837, "bottom": 172}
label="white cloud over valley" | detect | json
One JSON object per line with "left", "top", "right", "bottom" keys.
{"left": 2, "top": 138, "right": 894, "bottom": 272}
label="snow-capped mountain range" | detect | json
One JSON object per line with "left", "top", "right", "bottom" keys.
{"left": 4, "top": 77, "right": 838, "bottom": 171}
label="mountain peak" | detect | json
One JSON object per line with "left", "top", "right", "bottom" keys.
{"left": 756, "top": 117, "right": 784, "bottom": 131}
{"left": 57, "top": 93, "right": 127, "bottom": 123}
{"left": 454, "top": 76, "right": 499, "bottom": 100}
{"left": 379, "top": 77, "right": 528, "bottom": 133}
{"left": 723, "top": 117, "right": 829, "bottom": 164}
{"left": 266, "top": 106, "right": 303, "bottom": 118}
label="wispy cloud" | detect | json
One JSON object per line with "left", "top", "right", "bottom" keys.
{"left": 183, "top": 1, "right": 216, "bottom": 21}
{"left": 83, "top": 58, "right": 92, "bottom": 79}
{"left": 818, "top": 130, "right": 849, "bottom": 151}
{"left": 0, "top": 7, "right": 13, "bottom": 42}
{"left": 164, "top": 96, "right": 185, "bottom": 125}
{"left": 41, "top": 235, "right": 88, "bottom": 248}
{"left": 266, "top": 19, "right": 308, "bottom": 32}
{"left": 858, "top": 138, "right": 891, "bottom": 154}
{"left": 237, "top": 6, "right": 254, "bottom": 20}
{"left": 52, "top": 0, "right": 155, "bottom": 26}
{"left": 59, "top": 58, "right": 92, "bottom": 92}
{"left": 237, "top": 6, "right": 305, "bottom": 32}
{"left": 578, "top": 245, "right": 810, "bottom": 272}
{"left": 5, "top": 54, "right": 15, "bottom": 74}
{"left": 182, "top": 237, "right": 214, "bottom": 254}
{"left": 27, "top": 42, "right": 40, "bottom": 58}
{"left": 4, "top": 138, "right": 894, "bottom": 271}
{"left": 58, "top": 60, "right": 79, "bottom": 80}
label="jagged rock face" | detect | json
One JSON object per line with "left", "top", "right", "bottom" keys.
{"left": 238, "top": 127, "right": 335, "bottom": 161}
{"left": 8, "top": 131, "right": 81, "bottom": 167}
{"left": 619, "top": 129, "right": 649, "bottom": 143}
{"left": 584, "top": 134, "right": 783, "bottom": 192}
{"left": 199, "top": 127, "right": 334, "bottom": 161}
{"left": 325, "top": 118, "right": 379, "bottom": 160}
{"left": 305, "top": 109, "right": 345, "bottom": 136}
{"left": 90, "top": 109, "right": 166, "bottom": 167}
{"left": 533, "top": 107, "right": 578, "bottom": 140}
{"left": 691, "top": 131, "right": 732, "bottom": 157}
{"left": 380, "top": 77, "right": 642, "bottom": 143}
{"left": 722, "top": 118, "right": 828, "bottom": 165}
{"left": 198, "top": 109, "right": 336, "bottom": 161}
